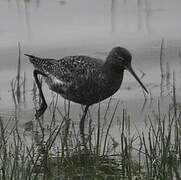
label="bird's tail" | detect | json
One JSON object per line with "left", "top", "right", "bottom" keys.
{"left": 24, "top": 54, "right": 44, "bottom": 69}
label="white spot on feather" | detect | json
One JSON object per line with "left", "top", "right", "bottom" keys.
{"left": 51, "top": 75, "right": 64, "bottom": 86}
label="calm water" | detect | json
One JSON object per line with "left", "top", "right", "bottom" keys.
{"left": 0, "top": 0, "right": 181, "bottom": 139}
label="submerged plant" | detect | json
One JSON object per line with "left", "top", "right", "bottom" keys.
{"left": 10, "top": 42, "right": 26, "bottom": 106}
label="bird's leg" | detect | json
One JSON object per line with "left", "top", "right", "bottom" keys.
{"left": 33, "top": 69, "right": 47, "bottom": 119}
{"left": 80, "top": 105, "right": 89, "bottom": 138}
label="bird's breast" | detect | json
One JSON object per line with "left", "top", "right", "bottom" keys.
{"left": 44, "top": 70, "right": 124, "bottom": 105}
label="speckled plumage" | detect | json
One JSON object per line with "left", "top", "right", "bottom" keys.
{"left": 25, "top": 47, "right": 148, "bottom": 136}
{"left": 25, "top": 47, "right": 149, "bottom": 108}
{"left": 25, "top": 53, "right": 124, "bottom": 105}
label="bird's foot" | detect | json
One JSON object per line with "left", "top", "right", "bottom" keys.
{"left": 80, "top": 130, "right": 87, "bottom": 148}
{"left": 35, "top": 103, "right": 47, "bottom": 119}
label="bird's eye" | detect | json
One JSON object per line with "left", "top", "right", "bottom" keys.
{"left": 117, "top": 56, "right": 130, "bottom": 67}
{"left": 118, "top": 56, "right": 125, "bottom": 61}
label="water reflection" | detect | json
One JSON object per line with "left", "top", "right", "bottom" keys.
{"left": 178, "top": 51, "right": 181, "bottom": 90}
{"left": 137, "top": 0, "right": 142, "bottom": 31}
{"left": 0, "top": 0, "right": 181, "bottom": 141}
{"left": 24, "top": 0, "right": 31, "bottom": 39}
{"left": 145, "top": 0, "right": 152, "bottom": 34}
{"left": 59, "top": 1, "right": 66, "bottom": 6}
{"left": 2, "top": 0, "right": 180, "bottom": 47}
{"left": 160, "top": 38, "right": 165, "bottom": 96}
{"left": 112, "top": 0, "right": 153, "bottom": 34}
{"left": 110, "top": 0, "right": 116, "bottom": 32}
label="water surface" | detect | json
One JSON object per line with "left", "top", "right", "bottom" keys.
{"left": 0, "top": 0, "right": 181, "bottom": 141}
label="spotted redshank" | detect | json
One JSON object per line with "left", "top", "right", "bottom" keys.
{"left": 25, "top": 47, "right": 148, "bottom": 135}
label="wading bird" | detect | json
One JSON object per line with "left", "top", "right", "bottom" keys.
{"left": 25, "top": 47, "right": 148, "bottom": 136}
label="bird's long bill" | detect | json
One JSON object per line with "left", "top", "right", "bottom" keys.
{"left": 126, "top": 66, "right": 149, "bottom": 94}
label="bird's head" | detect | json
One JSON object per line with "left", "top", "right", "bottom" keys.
{"left": 106, "top": 47, "right": 132, "bottom": 69}
{"left": 106, "top": 46, "right": 148, "bottom": 94}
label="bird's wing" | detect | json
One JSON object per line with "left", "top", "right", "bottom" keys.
{"left": 54, "top": 56, "right": 103, "bottom": 82}
{"left": 26, "top": 54, "right": 104, "bottom": 88}
{"left": 57, "top": 56, "right": 103, "bottom": 71}
{"left": 25, "top": 54, "right": 58, "bottom": 73}
{"left": 38, "top": 55, "right": 103, "bottom": 96}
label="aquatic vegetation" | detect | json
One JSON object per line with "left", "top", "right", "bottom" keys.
{"left": 10, "top": 42, "right": 26, "bottom": 107}
{"left": 0, "top": 42, "right": 180, "bottom": 179}
{"left": 0, "top": 85, "right": 181, "bottom": 179}
{"left": 1, "top": 0, "right": 181, "bottom": 178}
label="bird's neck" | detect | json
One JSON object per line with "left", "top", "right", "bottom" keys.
{"left": 103, "top": 60, "right": 124, "bottom": 75}
{"left": 102, "top": 64, "right": 124, "bottom": 89}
